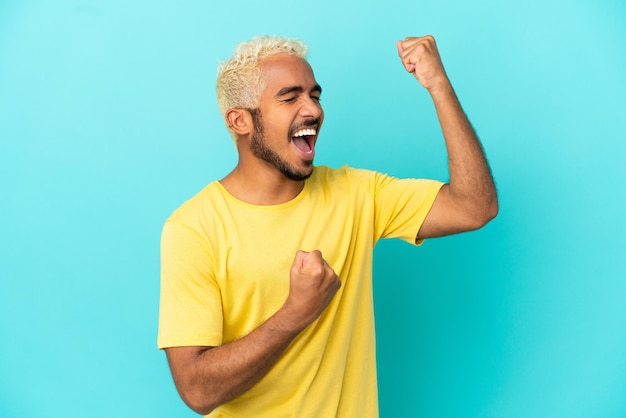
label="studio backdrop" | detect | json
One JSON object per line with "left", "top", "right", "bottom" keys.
{"left": 1, "top": 0, "right": 625, "bottom": 417}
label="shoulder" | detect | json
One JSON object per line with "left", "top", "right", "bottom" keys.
{"left": 313, "top": 165, "right": 432, "bottom": 193}
{"left": 311, "top": 165, "right": 379, "bottom": 186}
{"left": 305, "top": 166, "right": 391, "bottom": 208}
{"left": 165, "top": 181, "right": 227, "bottom": 228}
{"left": 161, "top": 182, "right": 231, "bottom": 253}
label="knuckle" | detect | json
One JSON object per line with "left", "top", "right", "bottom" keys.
{"left": 312, "top": 264, "right": 325, "bottom": 277}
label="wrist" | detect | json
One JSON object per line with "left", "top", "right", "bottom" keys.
{"left": 426, "top": 75, "right": 454, "bottom": 97}
{"left": 271, "top": 303, "right": 308, "bottom": 336}
{"left": 429, "top": 80, "right": 461, "bottom": 111}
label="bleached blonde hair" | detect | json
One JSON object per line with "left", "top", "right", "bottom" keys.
{"left": 216, "top": 36, "right": 308, "bottom": 139}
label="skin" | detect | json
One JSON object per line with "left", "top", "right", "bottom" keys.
{"left": 166, "top": 250, "right": 339, "bottom": 415}
{"left": 395, "top": 36, "right": 499, "bottom": 239}
{"left": 248, "top": 107, "right": 318, "bottom": 181}
{"left": 220, "top": 54, "right": 324, "bottom": 205}
{"left": 165, "top": 35, "right": 498, "bottom": 415}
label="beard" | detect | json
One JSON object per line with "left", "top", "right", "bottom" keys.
{"left": 248, "top": 109, "right": 313, "bottom": 181}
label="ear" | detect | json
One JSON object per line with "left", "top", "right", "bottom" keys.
{"left": 226, "top": 109, "right": 253, "bottom": 136}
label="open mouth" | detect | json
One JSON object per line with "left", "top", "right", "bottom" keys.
{"left": 291, "top": 127, "right": 317, "bottom": 157}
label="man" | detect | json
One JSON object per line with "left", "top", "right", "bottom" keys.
{"left": 158, "top": 35, "right": 498, "bottom": 417}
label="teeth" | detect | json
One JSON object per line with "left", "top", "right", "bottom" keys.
{"left": 293, "top": 128, "right": 316, "bottom": 137}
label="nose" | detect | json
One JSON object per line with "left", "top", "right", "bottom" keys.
{"left": 299, "top": 96, "right": 323, "bottom": 119}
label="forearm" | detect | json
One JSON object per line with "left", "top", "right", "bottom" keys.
{"left": 397, "top": 36, "right": 498, "bottom": 238}
{"left": 167, "top": 307, "right": 303, "bottom": 415}
{"left": 430, "top": 79, "right": 498, "bottom": 219}
{"left": 166, "top": 250, "right": 340, "bottom": 415}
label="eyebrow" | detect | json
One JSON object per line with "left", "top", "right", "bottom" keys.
{"left": 275, "top": 84, "right": 322, "bottom": 98}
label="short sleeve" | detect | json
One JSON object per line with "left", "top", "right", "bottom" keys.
{"left": 372, "top": 172, "right": 444, "bottom": 245}
{"left": 157, "top": 220, "right": 224, "bottom": 349}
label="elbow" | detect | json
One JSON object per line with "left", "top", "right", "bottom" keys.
{"left": 189, "top": 403, "right": 217, "bottom": 416}
{"left": 167, "top": 347, "right": 225, "bottom": 415}
{"left": 180, "top": 389, "right": 219, "bottom": 416}
{"left": 174, "top": 377, "right": 223, "bottom": 416}
{"left": 459, "top": 196, "right": 498, "bottom": 232}
{"left": 485, "top": 197, "right": 499, "bottom": 224}
{"left": 473, "top": 196, "right": 499, "bottom": 230}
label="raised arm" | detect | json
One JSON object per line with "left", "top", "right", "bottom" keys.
{"left": 396, "top": 35, "right": 498, "bottom": 239}
{"left": 165, "top": 250, "right": 340, "bottom": 415}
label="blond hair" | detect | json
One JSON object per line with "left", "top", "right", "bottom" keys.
{"left": 216, "top": 36, "right": 308, "bottom": 138}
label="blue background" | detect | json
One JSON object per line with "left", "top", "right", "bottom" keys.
{"left": 1, "top": 0, "right": 625, "bottom": 417}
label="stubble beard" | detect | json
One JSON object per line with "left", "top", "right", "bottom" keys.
{"left": 249, "top": 109, "right": 313, "bottom": 182}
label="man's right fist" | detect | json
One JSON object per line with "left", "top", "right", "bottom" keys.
{"left": 281, "top": 250, "right": 341, "bottom": 332}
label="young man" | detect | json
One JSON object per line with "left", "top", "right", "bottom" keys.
{"left": 158, "top": 35, "right": 498, "bottom": 417}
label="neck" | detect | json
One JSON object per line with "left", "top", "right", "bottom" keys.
{"left": 220, "top": 163, "right": 307, "bottom": 206}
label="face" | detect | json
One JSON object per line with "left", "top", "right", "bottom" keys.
{"left": 249, "top": 54, "right": 324, "bottom": 181}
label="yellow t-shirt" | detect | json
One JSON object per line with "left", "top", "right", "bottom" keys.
{"left": 158, "top": 165, "right": 443, "bottom": 418}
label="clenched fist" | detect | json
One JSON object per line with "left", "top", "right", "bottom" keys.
{"left": 280, "top": 250, "right": 341, "bottom": 333}
{"left": 396, "top": 35, "right": 449, "bottom": 92}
